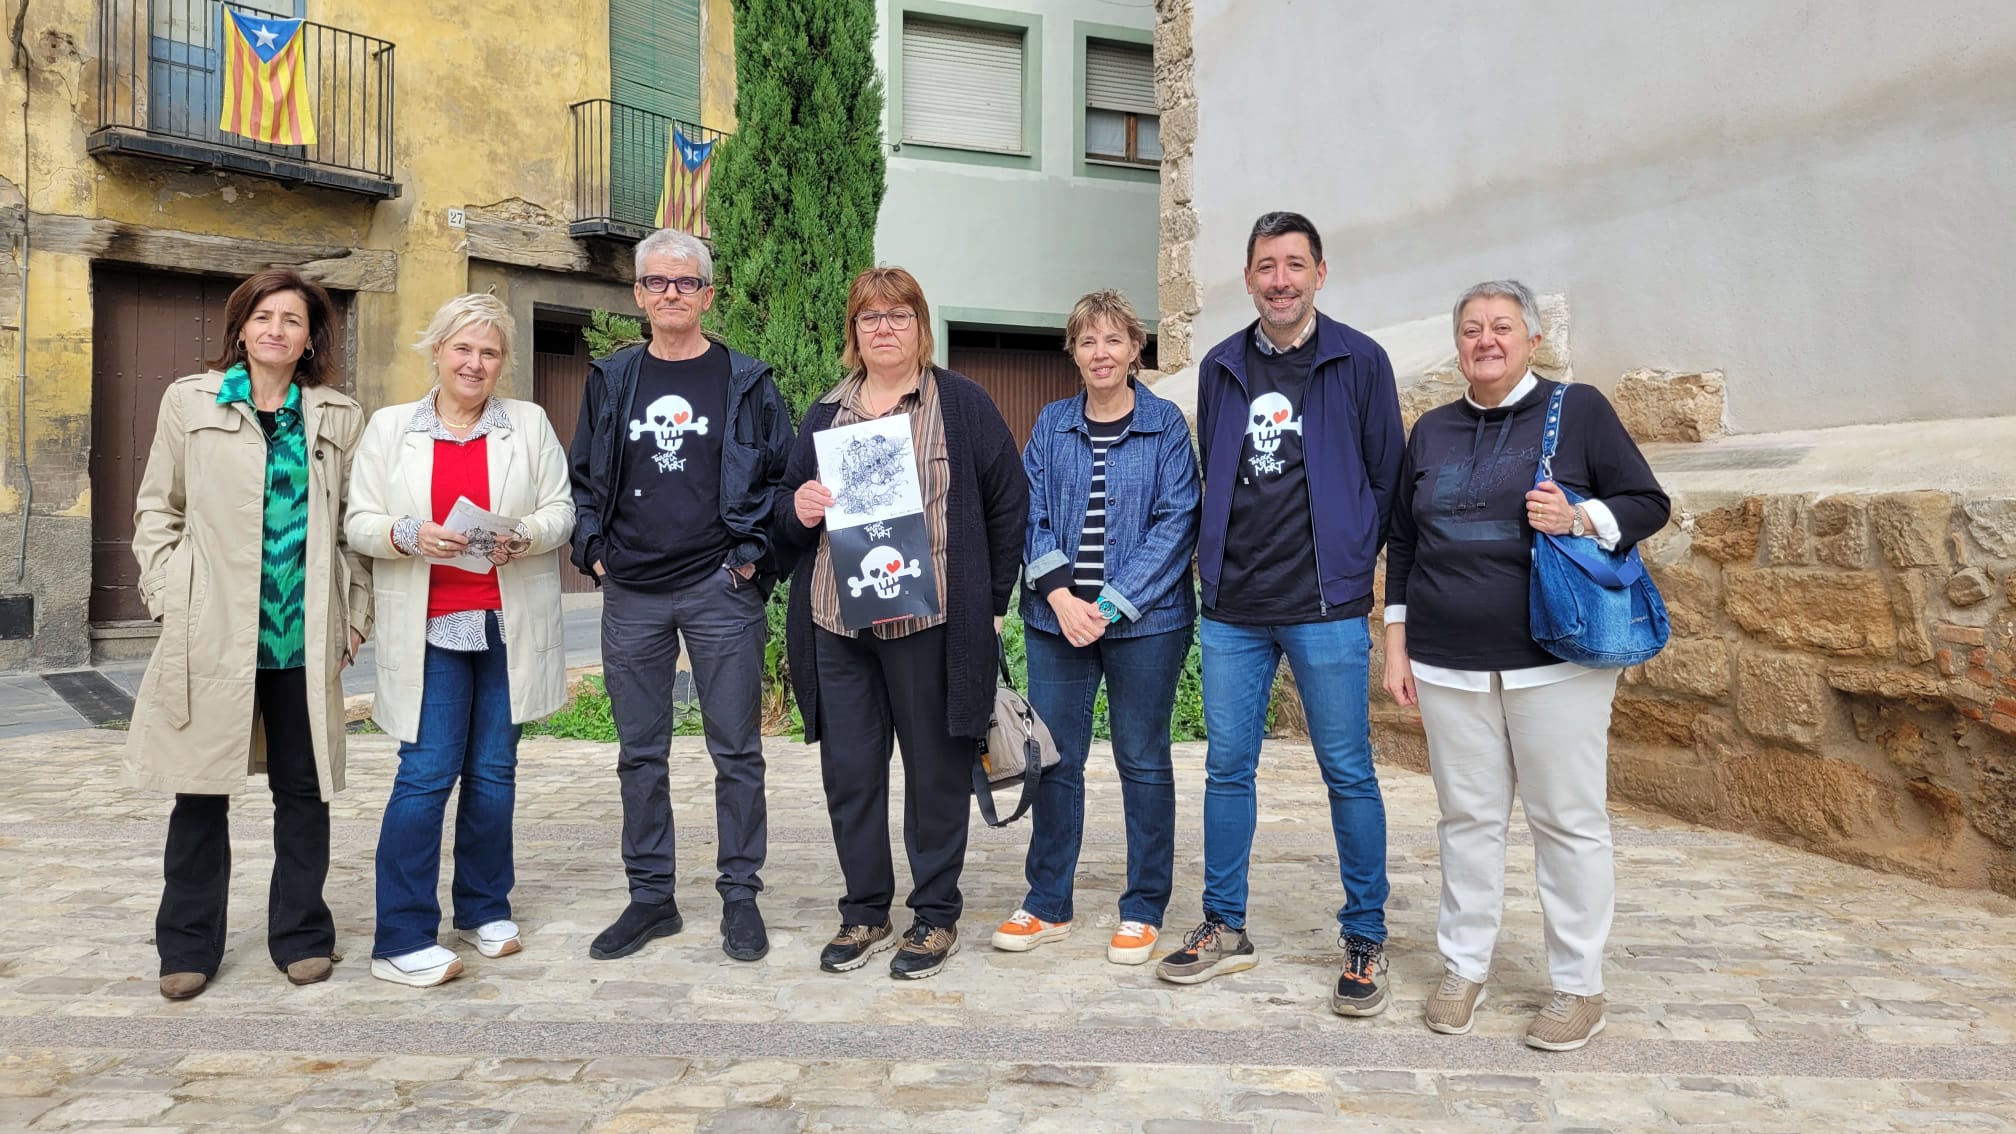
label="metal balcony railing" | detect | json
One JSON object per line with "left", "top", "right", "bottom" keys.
{"left": 570, "top": 98, "right": 729, "bottom": 241}
{"left": 90, "top": 0, "right": 398, "bottom": 197}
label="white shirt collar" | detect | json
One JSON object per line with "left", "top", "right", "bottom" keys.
{"left": 1465, "top": 371, "right": 1538, "bottom": 411}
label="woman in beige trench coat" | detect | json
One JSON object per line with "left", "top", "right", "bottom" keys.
{"left": 124, "top": 267, "right": 373, "bottom": 1001}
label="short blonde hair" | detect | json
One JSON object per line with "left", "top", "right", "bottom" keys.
{"left": 1064, "top": 289, "right": 1148, "bottom": 377}
{"left": 841, "top": 267, "right": 935, "bottom": 374}
{"left": 414, "top": 293, "right": 516, "bottom": 363}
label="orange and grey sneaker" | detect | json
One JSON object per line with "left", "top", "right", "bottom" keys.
{"left": 1154, "top": 919, "right": 1256, "bottom": 984}
{"left": 1525, "top": 991, "right": 1606, "bottom": 1051}
{"left": 990, "top": 909, "right": 1072, "bottom": 952}
{"left": 1331, "top": 934, "right": 1389, "bottom": 1016}
{"left": 1106, "top": 921, "right": 1158, "bottom": 965}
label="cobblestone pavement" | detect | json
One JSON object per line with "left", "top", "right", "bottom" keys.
{"left": 3, "top": 728, "right": 2014, "bottom": 1132}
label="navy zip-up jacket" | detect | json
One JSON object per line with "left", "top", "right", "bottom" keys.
{"left": 1195, "top": 312, "right": 1404, "bottom": 613}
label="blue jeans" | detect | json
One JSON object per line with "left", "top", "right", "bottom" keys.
{"left": 1199, "top": 615, "right": 1387, "bottom": 941}
{"left": 1022, "top": 626, "right": 1187, "bottom": 926}
{"left": 373, "top": 613, "right": 521, "bottom": 958}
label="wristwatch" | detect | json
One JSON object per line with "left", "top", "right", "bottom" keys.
{"left": 1570, "top": 505, "right": 1587, "bottom": 538}
{"left": 1095, "top": 596, "right": 1124, "bottom": 624}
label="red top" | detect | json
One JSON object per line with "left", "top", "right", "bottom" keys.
{"left": 426, "top": 437, "right": 503, "bottom": 619}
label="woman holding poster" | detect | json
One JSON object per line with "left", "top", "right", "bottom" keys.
{"left": 344, "top": 294, "right": 575, "bottom": 988}
{"left": 774, "top": 267, "right": 1028, "bottom": 981}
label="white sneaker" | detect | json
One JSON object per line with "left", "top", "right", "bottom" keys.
{"left": 457, "top": 920, "right": 522, "bottom": 958}
{"left": 370, "top": 944, "right": 464, "bottom": 987}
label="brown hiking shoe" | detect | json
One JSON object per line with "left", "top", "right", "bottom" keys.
{"left": 1525, "top": 991, "right": 1606, "bottom": 1051}
{"left": 889, "top": 921, "right": 960, "bottom": 980}
{"left": 819, "top": 921, "right": 896, "bottom": 973}
{"left": 1424, "top": 970, "right": 1485, "bottom": 1034}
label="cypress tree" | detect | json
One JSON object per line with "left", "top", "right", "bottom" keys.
{"left": 710, "top": 0, "right": 887, "bottom": 414}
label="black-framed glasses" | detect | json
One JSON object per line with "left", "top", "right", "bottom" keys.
{"left": 639, "top": 275, "right": 707, "bottom": 295}
{"left": 855, "top": 309, "right": 917, "bottom": 331}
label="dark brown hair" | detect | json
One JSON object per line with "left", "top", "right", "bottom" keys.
{"left": 209, "top": 266, "right": 337, "bottom": 387}
{"left": 841, "top": 266, "right": 934, "bottom": 375}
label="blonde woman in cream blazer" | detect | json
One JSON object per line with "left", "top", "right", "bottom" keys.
{"left": 344, "top": 294, "right": 574, "bottom": 988}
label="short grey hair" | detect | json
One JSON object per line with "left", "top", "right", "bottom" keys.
{"left": 414, "top": 292, "right": 516, "bottom": 362}
{"left": 1452, "top": 279, "right": 1541, "bottom": 339}
{"left": 634, "top": 229, "right": 714, "bottom": 285}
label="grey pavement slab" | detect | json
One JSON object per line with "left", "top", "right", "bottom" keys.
{"left": 1, "top": 727, "right": 2013, "bottom": 1130}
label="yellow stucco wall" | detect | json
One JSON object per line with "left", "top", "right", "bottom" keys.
{"left": 702, "top": 0, "right": 738, "bottom": 131}
{"left": 1, "top": 0, "right": 618, "bottom": 515}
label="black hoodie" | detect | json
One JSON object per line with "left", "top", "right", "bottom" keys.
{"left": 1383, "top": 379, "right": 1670, "bottom": 671}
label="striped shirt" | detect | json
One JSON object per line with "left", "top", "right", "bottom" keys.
{"left": 216, "top": 365, "right": 307, "bottom": 671}
{"left": 810, "top": 368, "right": 950, "bottom": 639}
{"left": 1071, "top": 409, "right": 1134, "bottom": 601}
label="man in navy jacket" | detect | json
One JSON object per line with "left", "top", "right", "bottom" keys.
{"left": 1154, "top": 212, "right": 1405, "bottom": 1019}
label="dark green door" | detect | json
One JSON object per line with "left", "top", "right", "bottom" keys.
{"left": 610, "top": 0, "right": 703, "bottom": 227}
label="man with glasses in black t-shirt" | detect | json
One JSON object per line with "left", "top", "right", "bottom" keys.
{"left": 568, "top": 229, "right": 794, "bottom": 965}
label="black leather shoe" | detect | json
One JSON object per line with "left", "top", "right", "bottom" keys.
{"left": 590, "top": 897, "right": 684, "bottom": 960}
{"left": 721, "top": 898, "right": 769, "bottom": 962}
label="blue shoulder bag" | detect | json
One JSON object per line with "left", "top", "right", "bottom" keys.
{"left": 1528, "top": 384, "right": 1670, "bottom": 668}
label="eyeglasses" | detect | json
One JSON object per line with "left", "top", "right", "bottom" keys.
{"left": 855, "top": 309, "right": 917, "bottom": 331}
{"left": 639, "top": 275, "right": 707, "bottom": 295}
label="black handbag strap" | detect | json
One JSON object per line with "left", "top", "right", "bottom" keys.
{"left": 974, "top": 647, "right": 1043, "bottom": 828}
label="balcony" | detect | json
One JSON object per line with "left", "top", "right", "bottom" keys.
{"left": 570, "top": 99, "right": 728, "bottom": 243}
{"left": 89, "top": 0, "right": 399, "bottom": 199}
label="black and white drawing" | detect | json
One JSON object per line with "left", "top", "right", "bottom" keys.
{"left": 1245, "top": 391, "right": 1302, "bottom": 477}
{"left": 815, "top": 414, "right": 938, "bottom": 630}
{"left": 813, "top": 415, "right": 924, "bottom": 527}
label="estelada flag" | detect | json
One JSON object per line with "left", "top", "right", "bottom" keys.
{"left": 218, "top": 8, "right": 318, "bottom": 146}
{"left": 654, "top": 127, "right": 716, "bottom": 238}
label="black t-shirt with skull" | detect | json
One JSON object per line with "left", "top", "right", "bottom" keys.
{"left": 603, "top": 342, "right": 734, "bottom": 591}
{"left": 1208, "top": 333, "right": 1361, "bottom": 625}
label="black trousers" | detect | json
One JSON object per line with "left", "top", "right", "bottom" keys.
{"left": 155, "top": 666, "right": 335, "bottom": 977}
{"left": 814, "top": 625, "right": 976, "bottom": 928}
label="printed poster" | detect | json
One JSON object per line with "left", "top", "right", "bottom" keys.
{"left": 814, "top": 415, "right": 940, "bottom": 631}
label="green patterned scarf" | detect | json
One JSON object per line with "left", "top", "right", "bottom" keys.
{"left": 217, "top": 365, "right": 308, "bottom": 670}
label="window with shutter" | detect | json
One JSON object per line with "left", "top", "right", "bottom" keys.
{"left": 901, "top": 17, "right": 1026, "bottom": 153}
{"left": 1084, "top": 39, "right": 1157, "bottom": 167}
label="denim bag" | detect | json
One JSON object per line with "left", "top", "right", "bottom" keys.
{"left": 1528, "top": 384, "right": 1670, "bottom": 667}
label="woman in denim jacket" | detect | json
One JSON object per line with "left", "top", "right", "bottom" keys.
{"left": 990, "top": 290, "right": 1201, "bottom": 966}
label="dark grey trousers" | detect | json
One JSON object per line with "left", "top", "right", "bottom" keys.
{"left": 601, "top": 571, "right": 768, "bottom": 904}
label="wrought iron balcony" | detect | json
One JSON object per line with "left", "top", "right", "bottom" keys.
{"left": 89, "top": 0, "right": 399, "bottom": 198}
{"left": 570, "top": 99, "right": 728, "bottom": 242}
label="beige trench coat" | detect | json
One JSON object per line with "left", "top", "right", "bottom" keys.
{"left": 124, "top": 371, "right": 374, "bottom": 801}
{"left": 343, "top": 396, "right": 576, "bottom": 743}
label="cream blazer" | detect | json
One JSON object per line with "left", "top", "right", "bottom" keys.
{"left": 344, "top": 395, "right": 575, "bottom": 742}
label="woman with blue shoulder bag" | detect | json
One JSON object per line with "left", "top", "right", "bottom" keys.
{"left": 1381, "top": 279, "right": 1669, "bottom": 1051}
{"left": 989, "top": 289, "right": 1200, "bottom": 967}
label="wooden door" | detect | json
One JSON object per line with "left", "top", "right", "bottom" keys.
{"left": 948, "top": 341, "right": 1083, "bottom": 451}
{"left": 90, "top": 266, "right": 348, "bottom": 623}
{"left": 533, "top": 322, "right": 596, "bottom": 594}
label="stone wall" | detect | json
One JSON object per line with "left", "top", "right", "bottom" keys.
{"left": 1372, "top": 488, "right": 2016, "bottom": 897}
{"left": 1152, "top": 0, "right": 1199, "bottom": 372}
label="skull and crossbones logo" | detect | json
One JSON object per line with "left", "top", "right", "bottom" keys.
{"left": 1246, "top": 392, "right": 1303, "bottom": 455}
{"left": 629, "top": 395, "right": 710, "bottom": 456}
{"left": 847, "top": 545, "right": 922, "bottom": 599}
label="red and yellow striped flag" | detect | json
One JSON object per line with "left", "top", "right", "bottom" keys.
{"left": 654, "top": 127, "right": 716, "bottom": 238}
{"left": 218, "top": 9, "right": 318, "bottom": 146}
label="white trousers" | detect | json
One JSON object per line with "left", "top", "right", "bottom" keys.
{"left": 1417, "top": 667, "right": 1619, "bottom": 996}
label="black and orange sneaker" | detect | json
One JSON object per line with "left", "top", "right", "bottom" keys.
{"left": 1154, "top": 919, "right": 1256, "bottom": 985}
{"left": 1331, "top": 933, "right": 1389, "bottom": 1016}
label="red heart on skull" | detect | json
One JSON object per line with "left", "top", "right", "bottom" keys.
{"left": 886, "top": 559, "right": 901, "bottom": 574}
{"left": 1272, "top": 409, "right": 1288, "bottom": 423}
{"left": 674, "top": 412, "right": 689, "bottom": 424}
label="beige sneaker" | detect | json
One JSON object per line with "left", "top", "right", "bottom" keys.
{"left": 1525, "top": 991, "right": 1606, "bottom": 1051}
{"left": 1424, "top": 970, "right": 1486, "bottom": 1034}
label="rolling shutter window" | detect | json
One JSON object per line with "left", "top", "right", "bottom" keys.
{"left": 611, "top": 0, "right": 703, "bottom": 124}
{"left": 902, "top": 17, "right": 1025, "bottom": 152}
{"left": 1085, "top": 40, "right": 1155, "bottom": 116}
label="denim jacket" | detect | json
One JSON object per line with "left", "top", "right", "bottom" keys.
{"left": 1019, "top": 380, "right": 1199, "bottom": 639}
